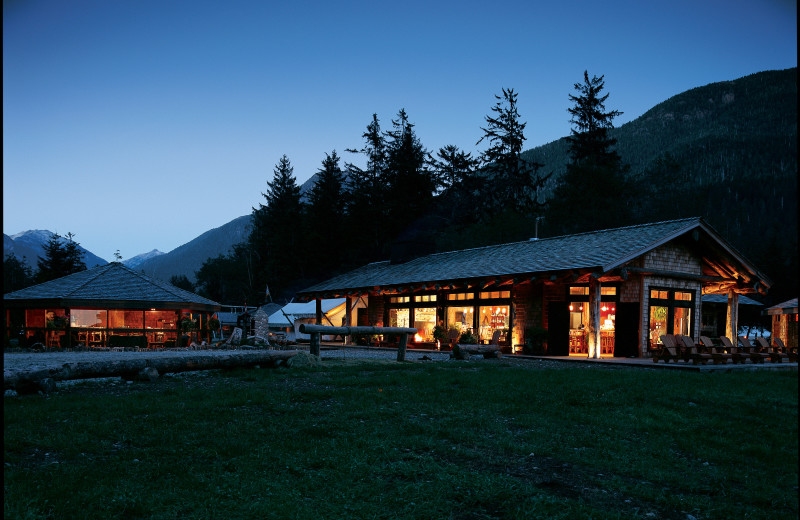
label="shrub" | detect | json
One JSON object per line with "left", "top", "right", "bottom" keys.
{"left": 524, "top": 327, "right": 548, "bottom": 354}
{"left": 458, "top": 331, "right": 478, "bottom": 344}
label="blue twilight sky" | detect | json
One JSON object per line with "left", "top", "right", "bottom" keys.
{"left": 3, "top": 0, "right": 797, "bottom": 262}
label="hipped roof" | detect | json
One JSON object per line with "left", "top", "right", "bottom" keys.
{"left": 3, "top": 262, "right": 220, "bottom": 312}
{"left": 298, "top": 218, "right": 771, "bottom": 298}
{"left": 766, "top": 298, "right": 798, "bottom": 315}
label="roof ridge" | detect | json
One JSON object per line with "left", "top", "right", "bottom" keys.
{"left": 62, "top": 263, "right": 118, "bottom": 297}
{"left": 423, "top": 217, "right": 704, "bottom": 259}
{"left": 120, "top": 263, "right": 200, "bottom": 301}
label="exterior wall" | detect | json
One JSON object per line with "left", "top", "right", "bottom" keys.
{"left": 639, "top": 243, "right": 704, "bottom": 356}
{"left": 368, "top": 292, "right": 384, "bottom": 327}
{"left": 512, "top": 282, "right": 543, "bottom": 347}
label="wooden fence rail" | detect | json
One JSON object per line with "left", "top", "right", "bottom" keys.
{"left": 298, "top": 324, "right": 418, "bottom": 361}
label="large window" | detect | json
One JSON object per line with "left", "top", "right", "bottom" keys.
{"left": 414, "top": 308, "right": 437, "bottom": 342}
{"left": 109, "top": 310, "right": 144, "bottom": 329}
{"left": 71, "top": 309, "right": 107, "bottom": 328}
{"left": 648, "top": 288, "right": 695, "bottom": 349}
{"left": 567, "top": 285, "right": 618, "bottom": 355}
{"left": 478, "top": 305, "right": 509, "bottom": 343}
{"left": 446, "top": 306, "right": 474, "bottom": 334}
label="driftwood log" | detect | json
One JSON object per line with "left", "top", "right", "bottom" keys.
{"left": 4, "top": 350, "right": 298, "bottom": 393}
{"left": 452, "top": 344, "right": 502, "bottom": 360}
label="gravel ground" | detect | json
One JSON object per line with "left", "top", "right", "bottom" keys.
{"left": 3, "top": 346, "right": 573, "bottom": 373}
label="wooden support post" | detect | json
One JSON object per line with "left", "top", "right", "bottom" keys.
{"left": 315, "top": 298, "right": 322, "bottom": 325}
{"left": 587, "top": 278, "right": 601, "bottom": 359}
{"left": 345, "top": 296, "right": 353, "bottom": 345}
{"left": 397, "top": 333, "right": 408, "bottom": 361}
{"left": 726, "top": 290, "right": 739, "bottom": 342}
{"left": 310, "top": 332, "right": 321, "bottom": 357}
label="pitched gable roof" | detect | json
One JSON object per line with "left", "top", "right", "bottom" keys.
{"left": 298, "top": 218, "right": 770, "bottom": 297}
{"left": 4, "top": 262, "right": 220, "bottom": 311}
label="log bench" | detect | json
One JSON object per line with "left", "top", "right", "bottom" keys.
{"left": 451, "top": 344, "right": 503, "bottom": 360}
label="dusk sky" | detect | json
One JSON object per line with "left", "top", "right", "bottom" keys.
{"left": 3, "top": 0, "right": 797, "bottom": 262}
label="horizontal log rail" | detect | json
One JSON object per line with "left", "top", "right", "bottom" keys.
{"left": 298, "top": 324, "right": 418, "bottom": 361}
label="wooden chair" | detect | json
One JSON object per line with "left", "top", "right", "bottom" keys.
{"left": 738, "top": 336, "right": 769, "bottom": 363}
{"left": 699, "top": 336, "right": 733, "bottom": 364}
{"left": 773, "top": 337, "right": 797, "bottom": 362}
{"left": 719, "top": 336, "right": 748, "bottom": 364}
{"left": 653, "top": 334, "right": 681, "bottom": 363}
{"left": 482, "top": 329, "right": 502, "bottom": 346}
{"left": 676, "top": 335, "right": 713, "bottom": 365}
{"left": 755, "top": 337, "right": 789, "bottom": 363}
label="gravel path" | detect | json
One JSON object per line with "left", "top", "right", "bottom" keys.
{"left": 2, "top": 347, "right": 455, "bottom": 372}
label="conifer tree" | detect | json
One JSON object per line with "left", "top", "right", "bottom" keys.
{"left": 477, "top": 88, "right": 548, "bottom": 214}
{"left": 63, "top": 232, "right": 87, "bottom": 274}
{"left": 249, "top": 155, "right": 304, "bottom": 300}
{"left": 384, "top": 109, "right": 435, "bottom": 236}
{"left": 4, "top": 254, "right": 34, "bottom": 293}
{"left": 306, "top": 150, "right": 346, "bottom": 277}
{"left": 345, "top": 114, "right": 390, "bottom": 261}
{"left": 548, "top": 71, "right": 632, "bottom": 234}
{"left": 430, "top": 144, "right": 481, "bottom": 222}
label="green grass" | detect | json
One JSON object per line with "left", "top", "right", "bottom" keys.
{"left": 4, "top": 360, "right": 798, "bottom": 519}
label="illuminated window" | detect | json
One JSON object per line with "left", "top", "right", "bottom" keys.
{"left": 479, "top": 291, "right": 510, "bottom": 299}
{"left": 570, "top": 287, "right": 589, "bottom": 296}
{"left": 414, "top": 295, "right": 437, "bottom": 302}
{"left": 390, "top": 296, "right": 410, "bottom": 303}
{"left": 650, "top": 290, "right": 669, "bottom": 300}
{"left": 600, "top": 287, "right": 617, "bottom": 296}
{"left": 674, "top": 292, "right": 692, "bottom": 301}
{"left": 447, "top": 293, "right": 474, "bottom": 301}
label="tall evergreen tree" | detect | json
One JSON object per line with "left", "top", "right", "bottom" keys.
{"left": 249, "top": 155, "right": 304, "bottom": 301}
{"left": 4, "top": 254, "right": 34, "bottom": 293}
{"left": 305, "top": 150, "right": 346, "bottom": 277}
{"left": 62, "top": 232, "right": 87, "bottom": 274}
{"left": 345, "top": 114, "right": 390, "bottom": 261}
{"left": 477, "top": 88, "right": 548, "bottom": 214}
{"left": 430, "top": 144, "right": 481, "bottom": 222}
{"left": 548, "top": 71, "right": 632, "bottom": 234}
{"left": 384, "top": 109, "right": 435, "bottom": 235}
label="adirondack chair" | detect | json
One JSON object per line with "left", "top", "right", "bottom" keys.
{"left": 738, "top": 336, "right": 769, "bottom": 363}
{"left": 676, "top": 335, "right": 713, "bottom": 365}
{"left": 699, "top": 336, "right": 733, "bottom": 364}
{"left": 755, "top": 337, "right": 789, "bottom": 363}
{"left": 719, "top": 336, "right": 748, "bottom": 364}
{"left": 482, "top": 329, "right": 502, "bottom": 346}
{"left": 773, "top": 337, "right": 797, "bottom": 362}
{"left": 447, "top": 328, "right": 460, "bottom": 350}
{"left": 653, "top": 334, "right": 681, "bottom": 363}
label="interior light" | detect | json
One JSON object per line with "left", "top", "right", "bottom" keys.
{"left": 569, "top": 305, "right": 574, "bottom": 311}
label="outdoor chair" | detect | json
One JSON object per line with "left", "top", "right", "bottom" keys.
{"left": 447, "top": 328, "right": 461, "bottom": 350}
{"left": 653, "top": 334, "right": 681, "bottom": 362}
{"left": 773, "top": 337, "right": 797, "bottom": 362}
{"left": 719, "top": 336, "right": 749, "bottom": 364}
{"left": 738, "top": 336, "right": 769, "bottom": 363}
{"left": 676, "top": 335, "right": 713, "bottom": 365}
{"left": 699, "top": 336, "right": 733, "bottom": 364}
{"left": 755, "top": 337, "right": 789, "bottom": 363}
{"left": 482, "top": 329, "right": 502, "bottom": 347}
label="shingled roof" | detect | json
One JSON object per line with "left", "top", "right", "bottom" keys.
{"left": 297, "top": 217, "right": 770, "bottom": 297}
{"left": 4, "top": 262, "right": 220, "bottom": 311}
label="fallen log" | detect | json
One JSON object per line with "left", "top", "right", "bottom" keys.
{"left": 451, "top": 344, "right": 502, "bottom": 360}
{"left": 3, "top": 350, "right": 298, "bottom": 392}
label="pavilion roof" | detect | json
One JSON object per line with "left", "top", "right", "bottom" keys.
{"left": 4, "top": 262, "right": 220, "bottom": 311}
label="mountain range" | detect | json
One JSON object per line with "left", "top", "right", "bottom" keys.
{"left": 5, "top": 68, "right": 797, "bottom": 298}
{"left": 3, "top": 230, "right": 108, "bottom": 270}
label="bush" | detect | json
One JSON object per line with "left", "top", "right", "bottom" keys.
{"left": 458, "top": 331, "right": 478, "bottom": 344}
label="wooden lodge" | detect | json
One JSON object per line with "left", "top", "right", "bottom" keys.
{"left": 3, "top": 262, "right": 221, "bottom": 350}
{"left": 296, "top": 218, "right": 772, "bottom": 358}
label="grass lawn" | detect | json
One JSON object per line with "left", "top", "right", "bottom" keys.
{"left": 4, "top": 359, "right": 798, "bottom": 519}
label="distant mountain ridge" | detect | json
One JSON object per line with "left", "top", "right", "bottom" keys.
{"left": 122, "top": 249, "right": 165, "bottom": 268}
{"left": 3, "top": 230, "right": 108, "bottom": 271}
{"left": 133, "top": 215, "right": 252, "bottom": 282}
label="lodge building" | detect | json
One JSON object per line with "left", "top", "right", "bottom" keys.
{"left": 296, "top": 218, "right": 772, "bottom": 357}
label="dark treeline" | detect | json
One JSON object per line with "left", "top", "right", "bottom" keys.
{"left": 4, "top": 232, "right": 87, "bottom": 293}
{"left": 187, "top": 68, "right": 797, "bottom": 307}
